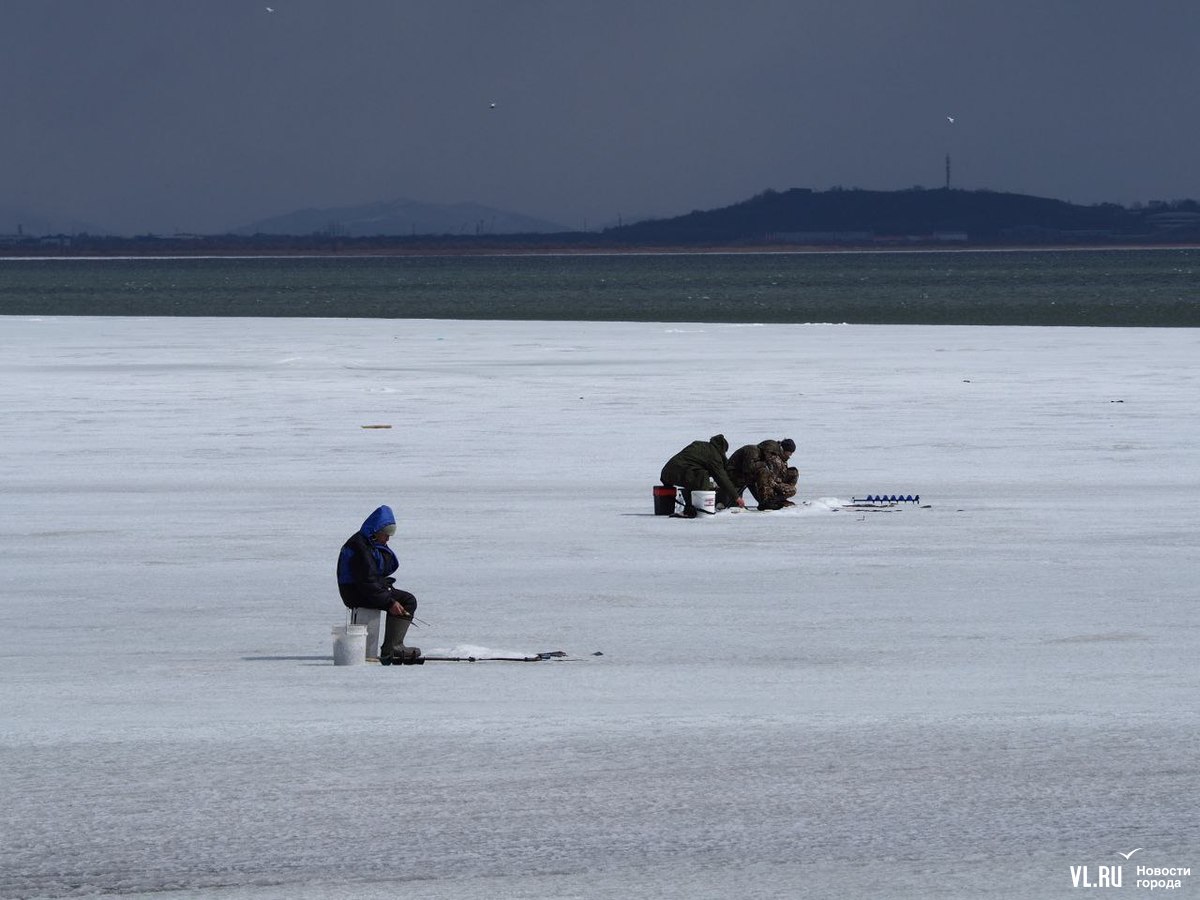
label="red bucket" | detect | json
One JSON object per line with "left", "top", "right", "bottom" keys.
{"left": 653, "top": 484, "right": 677, "bottom": 516}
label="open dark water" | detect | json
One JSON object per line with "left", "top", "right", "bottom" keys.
{"left": 2, "top": 248, "right": 1198, "bottom": 325}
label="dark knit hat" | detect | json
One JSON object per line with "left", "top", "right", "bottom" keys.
{"left": 780, "top": 438, "right": 796, "bottom": 453}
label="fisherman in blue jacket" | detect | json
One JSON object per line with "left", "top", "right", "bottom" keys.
{"left": 337, "top": 505, "right": 420, "bottom": 664}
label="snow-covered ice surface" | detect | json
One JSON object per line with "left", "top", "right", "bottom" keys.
{"left": 2, "top": 317, "right": 1198, "bottom": 899}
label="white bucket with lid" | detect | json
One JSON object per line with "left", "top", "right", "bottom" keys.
{"left": 332, "top": 624, "right": 368, "bottom": 666}
{"left": 690, "top": 490, "right": 717, "bottom": 515}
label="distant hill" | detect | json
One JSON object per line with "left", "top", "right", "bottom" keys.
{"left": 233, "top": 198, "right": 569, "bottom": 237}
{"left": 7, "top": 186, "right": 1200, "bottom": 255}
{"left": 603, "top": 187, "right": 1200, "bottom": 245}
{"left": 0, "top": 205, "right": 105, "bottom": 237}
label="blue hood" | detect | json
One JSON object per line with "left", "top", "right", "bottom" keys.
{"left": 360, "top": 505, "right": 396, "bottom": 538}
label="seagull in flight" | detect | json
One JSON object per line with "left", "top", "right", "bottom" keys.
{"left": 265, "top": 6, "right": 275, "bottom": 11}
{"left": 946, "top": 115, "right": 955, "bottom": 124}
{"left": 1117, "top": 849, "right": 1143, "bottom": 860}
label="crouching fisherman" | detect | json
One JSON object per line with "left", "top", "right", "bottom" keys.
{"left": 337, "top": 505, "right": 421, "bottom": 664}
{"left": 660, "top": 433, "right": 745, "bottom": 517}
{"left": 728, "top": 437, "right": 799, "bottom": 510}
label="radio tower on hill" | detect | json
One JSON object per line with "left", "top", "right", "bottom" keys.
{"left": 943, "top": 114, "right": 956, "bottom": 190}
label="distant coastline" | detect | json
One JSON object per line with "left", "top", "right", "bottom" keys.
{"left": 4, "top": 236, "right": 1200, "bottom": 260}
{"left": 6, "top": 187, "right": 1200, "bottom": 258}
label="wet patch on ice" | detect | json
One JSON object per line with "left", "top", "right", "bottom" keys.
{"left": 728, "top": 497, "right": 853, "bottom": 515}
{"left": 1044, "top": 631, "right": 1150, "bottom": 644}
{"left": 426, "top": 643, "right": 537, "bottom": 659}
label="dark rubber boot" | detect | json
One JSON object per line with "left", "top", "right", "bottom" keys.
{"left": 381, "top": 616, "right": 421, "bottom": 664}
{"left": 671, "top": 488, "right": 697, "bottom": 518}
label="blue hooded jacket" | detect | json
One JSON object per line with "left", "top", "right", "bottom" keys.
{"left": 336, "top": 505, "right": 400, "bottom": 609}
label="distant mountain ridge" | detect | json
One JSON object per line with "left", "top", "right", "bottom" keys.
{"left": 0, "top": 205, "right": 103, "bottom": 237}
{"left": 603, "top": 187, "right": 1200, "bottom": 244}
{"left": 7, "top": 187, "right": 1200, "bottom": 246}
{"left": 234, "top": 198, "right": 568, "bottom": 237}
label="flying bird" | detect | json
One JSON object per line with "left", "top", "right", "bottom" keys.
{"left": 946, "top": 116, "right": 955, "bottom": 124}
{"left": 1117, "top": 849, "right": 1143, "bottom": 860}
{"left": 489, "top": 102, "right": 497, "bottom": 109}
{"left": 266, "top": 6, "right": 275, "bottom": 11}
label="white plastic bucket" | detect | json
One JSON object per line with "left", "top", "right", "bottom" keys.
{"left": 349, "top": 607, "right": 382, "bottom": 660}
{"left": 690, "top": 490, "right": 717, "bottom": 515}
{"left": 332, "top": 624, "right": 368, "bottom": 666}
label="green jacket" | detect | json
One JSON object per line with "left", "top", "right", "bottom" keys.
{"left": 660, "top": 433, "right": 740, "bottom": 499}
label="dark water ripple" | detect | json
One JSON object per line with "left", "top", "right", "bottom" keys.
{"left": 2, "top": 249, "right": 1198, "bottom": 325}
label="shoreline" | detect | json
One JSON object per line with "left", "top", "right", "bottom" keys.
{"left": 3, "top": 241, "right": 1200, "bottom": 261}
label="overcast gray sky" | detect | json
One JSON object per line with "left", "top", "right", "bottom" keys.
{"left": 3, "top": 0, "right": 1198, "bottom": 234}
